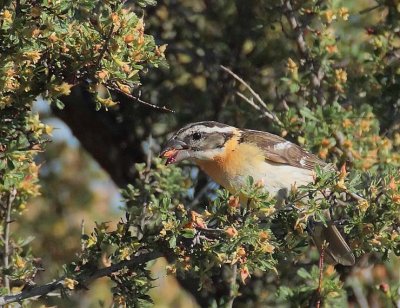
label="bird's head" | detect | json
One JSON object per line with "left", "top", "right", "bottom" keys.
{"left": 160, "top": 121, "right": 238, "bottom": 165}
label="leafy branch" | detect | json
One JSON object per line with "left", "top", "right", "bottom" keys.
{"left": 0, "top": 250, "right": 162, "bottom": 305}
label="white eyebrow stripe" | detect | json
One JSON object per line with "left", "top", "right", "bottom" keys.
{"left": 274, "top": 141, "right": 292, "bottom": 150}
{"left": 180, "top": 125, "right": 235, "bottom": 136}
{"left": 195, "top": 126, "right": 235, "bottom": 134}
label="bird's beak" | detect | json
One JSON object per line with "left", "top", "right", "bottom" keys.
{"left": 160, "top": 139, "right": 190, "bottom": 165}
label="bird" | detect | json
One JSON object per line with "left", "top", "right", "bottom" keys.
{"left": 159, "top": 121, "right": 355, "bottom": 266}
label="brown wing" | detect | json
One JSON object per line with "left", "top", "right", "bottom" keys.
{"left": 239, "top": 129, "right": 326, "bottom": 170}
{"left": 312, "top": 224, "right": 355, "bottom": 266}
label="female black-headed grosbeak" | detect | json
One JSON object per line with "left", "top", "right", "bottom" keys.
{"left": 160, "top": 121, "right": 355, "bottom": 266}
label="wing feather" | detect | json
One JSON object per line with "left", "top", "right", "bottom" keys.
{"left": 240, "top": 129, "right": 326, "bottom": 170}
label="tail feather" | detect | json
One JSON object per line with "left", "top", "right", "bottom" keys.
{"left": 312, "top": 224, "right": 355, "bottom": 266}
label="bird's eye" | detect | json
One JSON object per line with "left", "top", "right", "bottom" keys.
{"left": 192, "top": 132, "right": 202, "bottom": 140}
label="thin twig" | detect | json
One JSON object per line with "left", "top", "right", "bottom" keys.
{"left": 188, "top": 182, "right": 213, "bottom": 209}
{"left": 221, "top": 65, "right": 269, "bottom": 110}
{"left": 359, "top": 4, "right": 383, "bottom": 15}
{"left": 196, "top": 227, "right": 225, "bottom": 234}
{"left": 346, "top": 191, "right": 365, "bottom": 202}
{"left": 144, "top": 134, "right": 153, "bottom": 183}
{"left": 333, "top": 131, "right": 354, "bottom": 162}
{"left": 94, "top": 25, "right": 115, "bottom": 70}
{"left": 80, "top": 220, "right": 85, "bottom": 252}
{"left": 3, "top": 188, "right": 17, "bottom": 293}
{"left": 220, "top": 65, "right": 283, "bottom": 127}
{"left": 111, "top": 87, "right": 175, "bottom": 113}
{"left": 197, "top": 235, "right": 215, "bottom": 242}
{"left": 316, "top": 242, "right": 326, "bottom": 308}
{"left": 146, "top": 134, "right": 153, "bottom": 172}
{"left": 348, "top": 277, "right": 369, "bottom": 308}
{"left": 236, "top": 91, "right": 284, "bottom": 123}
{"left": 226, "top": 264, "right": 238, "bottom": 308}
{"left": 283, "top": 0, "right": 308, "bottom": 56}
{"left": 282, "top": 0, "right": 326, "bottom": 106}
{"left": 0, "top": 250, "right": 162, "bottom": 305}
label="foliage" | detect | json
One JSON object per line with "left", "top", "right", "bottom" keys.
{"left": 0, "top": 0, "right": 399, "bottom": 307}
{"left": 59, "top": 160, "right": 399, "bottom": 307}
{"left": 0, "top": 0, "right": 164, "bottom": 304}
{"left": 0, "top": 0, "right": 165, "bottom": 110}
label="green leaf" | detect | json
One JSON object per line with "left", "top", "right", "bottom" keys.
{"left": 168, "top": 236, "right": 177, "bottom": 248}
{"left": 297, "top": 268, "right": 312, "bottom": 280}
{"left": 181, "top": 228, "right": 196, "bottom": 239}
{"left": 289, "top": 82, "right": 300, "bottom": 93}
{"left": 54, "top": 99, "right": 65, "bottom": 110}
{"left": 300, "top": 107, "right": 320, "bottom": 121}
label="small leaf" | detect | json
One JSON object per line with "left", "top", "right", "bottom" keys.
{"left": 168, "top": 236, "right": 177, "bottom": 248}
{"left": 181, "top": 228, "right": 195, "bottom": 239}
{"left": 300, "top": 107, "right": 319, "bottom": 121}
{"left": 297, "top": 268, "right": 312, "bottom": 279}
{"left": 54, "top": 99, "right": 65, "bottom": 109}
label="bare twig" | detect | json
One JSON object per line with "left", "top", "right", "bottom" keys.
{"left": 332, "top": 131, "right": 354, "bottom": 162}
{"left": 144, "top": 134, "right": 153, "bottom": 184}
{"left": 348, "top": 276, "right": 369, "bottom": 308}
{"left": 226, "top": 264, "right": 238, "bottom": 308}
{"left": 359, "top": 4, "right": 383, "bottom": 15}
{"left": 316, "top": 242, "right": 326, "bottom": 308}
{"left": 3, "top": 188, "right": 17, "bottom": 293}
{"left": 275, "top": 86, "right": 290, "bottom": 111}
{"left": 282, "top": 0, "right": 326, "bottom": 105}
{"left": 146, "top": 134, "right": 153, "bottom": 172}
{"left": 220, "top": 65, "right": 284, "bottom": 127}
{"left": 188, "top": 181, "right": 214, "bottom": 209}
{"left": 236, "top": 92, "right": 279, "bottom": 122}
{"left": 111, "top": 87, "right": 175, "bottom": 113}
{"left": 221, "top": 65, "right": 269, "bottom": 110}
{"left": 196, "top": 227, "right": 225, "bottom": 236}
{"left": 0, "top": 250, "right": 162, "bottom": 305}
{"left": 283, "top": 0, "right": 308, "bottom": 56}
{"left": 197, "top": 235, "right": 215, "bottom": 242}
{"left": 346, "top": 191, "right": 365, "bottom": 202}
{"left": 80, "top": 220, "right": 85, "bottom": 252}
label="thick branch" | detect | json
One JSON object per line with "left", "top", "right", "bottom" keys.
{"left": 0, "top": 250, "right": 162, "bottom": 305}
{"left": 226, "top": 264, "right": 238, "bottom": 308}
